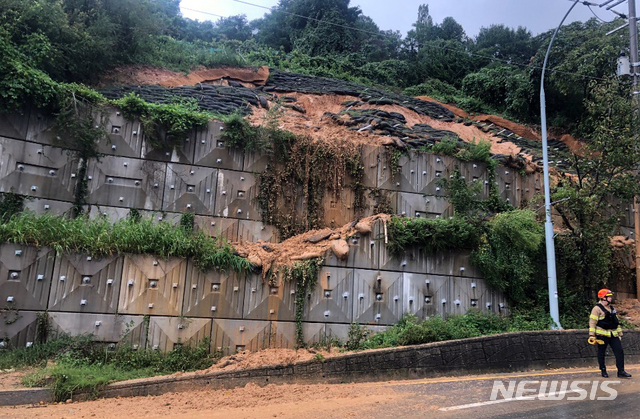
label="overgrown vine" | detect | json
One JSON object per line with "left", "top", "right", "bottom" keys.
{"left": 281, "top": 258, "right": 323, "bottom": 348}
{"left": 223, "top": 116, "right": 365, "bottom": 239}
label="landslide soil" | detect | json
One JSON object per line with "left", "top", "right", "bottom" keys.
{"left": 0, "top": 380, "right": 404, "bottom": 419}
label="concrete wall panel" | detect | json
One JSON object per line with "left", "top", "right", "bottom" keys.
{"left": 0, "top": 138, "right": 79, "bottom": 201}
{"left": 377, "top": 153, "right": 418, "bottom": 192}
{"left": 99, "top": 109, "right": 144, "bottom": 158}
{"left": 352, "top": 269, "right": 404, "bottom": 326}
{"left": 118, "top": 256, "right": 187, "bottom": 316}
{"left": 194, "top": 216, "right": 239, "bottom": 242}
{"left": 25, "top": 113, "right": 58, "bottom": 146}
{"left": 211, "top": 319, "right": 270, "bottom": 355}
{"left": 140, "top": 131, "right": 196, "bottom": 164}
{"left": 360, "top": 145, "right": 379, "bottom": 188}
{"left": 243, "top": 273, "right": 296, "bottom": 321}
{"left": 49, "top": 312, "right": 145, "bottom": 343}
{"left": 214, "top": 170, "right": 260, "bottom": 221}
{"left": 193, "top": 121, "right": 244, "bottom": 171}
{"left": 48, "top": 254, "right": 123, "bottom": 314}
{"left": 397, "top": 194, "right": 453, "bottom": 219}
{"left": 237, "top": 220, "right": 278, "bottom": 243}
{"left": 86, "top": 156, "right": 166, "bottom": 210}
{"left": 163, "top": 164, "right": 217, "bottom": 215}
{"left": 496, "top": 166, "right": 517, "bottom": 205}
{"left": 446, "top": 276, "right": 506, "bottom": 315}
{"left": 304, "top": 267, "right": 353, "bottom": 324}
{"left": 0, "top": 244, "right": 55, "bottom": 311}
{"left": 0, "top": 311, "right": 39, "bottom": 349}
{"left": 182, "top": 262, "right": 245, "bottom": 318}
{"left": 323, "top": 188, "right": 358, "bottom": 228}
{"left": 147, "top": 317, "right": 212, "bottom": 351}
{"left": 414, "top": 153, "right": 454, "bottom": 194}
{"left": 402, "top": 273, "right": 449, "bottom": 319}
{"left": 270, "top": 321, "right": 325, "bottom": 349}
{"left": 24, "top": 199, "right": 74, "bottom": 216}
{"left": 0, "top": 112, "right": 30, "bottom": 140}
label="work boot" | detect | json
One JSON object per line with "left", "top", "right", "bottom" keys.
{"left": 617, "top": 371, "right": 632, "bottom": 378}
{"left": 601, "top": 368, "right": 609, "bottom": 378}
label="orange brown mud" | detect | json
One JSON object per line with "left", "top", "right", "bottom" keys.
{"left": 233, "top": 214, "right": 390, "bottom": 281}
{"left": 98, "top": 65, "right": 269, "bottom": 88}
{"left": 417, "top": 95, "right": 587, "bottom": 156}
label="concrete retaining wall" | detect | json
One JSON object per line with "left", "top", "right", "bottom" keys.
{"left": 89, "top": 330, "right": 640, "bottom": 399}
{"left": 3, "top": 330, "right": 638, "bottom": 406}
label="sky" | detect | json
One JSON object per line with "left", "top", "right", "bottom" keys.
{"left": 178, "top": 0, "right": 633, "bottom": 38}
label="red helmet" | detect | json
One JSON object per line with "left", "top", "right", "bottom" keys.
{"left": 597, "top": 289, "right": 613, "bottom": 299}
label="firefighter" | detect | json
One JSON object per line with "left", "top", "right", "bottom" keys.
{"left": 589, "top": 289, "right": 632, "bottom": 378}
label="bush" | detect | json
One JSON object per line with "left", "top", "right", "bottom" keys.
{"left": 356, "top": 310, "right": 561, "bottom": 351}
{"left": 471, "top": 210, "right": 544, "bottom": 302}
{"left": 4, "top": 335, "right": 217, "bottom": 401}
{"left": 386, "top": 216, "right": 486, "bottom": 256}
{"left": 0, "top": 212, "right": 252, "bottom": 274}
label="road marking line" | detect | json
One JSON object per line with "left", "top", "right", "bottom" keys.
{"left": 438, "top": 390, "right": 576, "bottom": 411}
{"left": 381, "top": 366, "right": 639, "bottom": 387}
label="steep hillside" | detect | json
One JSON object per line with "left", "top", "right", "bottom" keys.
{"left": 99, "top": 66, "right": 577, "bottom": 175}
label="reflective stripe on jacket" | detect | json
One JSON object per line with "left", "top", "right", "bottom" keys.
{"left": 589, "top": 305, "right": 623, "bottom": 337}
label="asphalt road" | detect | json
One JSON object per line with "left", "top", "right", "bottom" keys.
{"left": 372, "top": 365, "right": 640, "bottom": 419}
{"left": 3, "top": 365, "right": 639, "bottom": 419}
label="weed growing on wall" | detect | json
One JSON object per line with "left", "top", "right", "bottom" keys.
{"left": 0, "top": 191, "right": 25, "bottom": 223}
{"left": 0, "top": 213, "right": 252, "bottom": 274}
{"left": 281, "top": 258, "right": 323, "bottom": 347}
{"left": 113, "top": 93, "right": 215, "bottom": 149}
{"left": 438, "top": 166, "right": 512, "bottom": 216}
{"left": 386, "top": 216, "right": 486, "bottom": 256}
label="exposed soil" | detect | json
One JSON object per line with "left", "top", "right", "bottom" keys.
{"left": 247, "top": 93, "right": 395, "bottom": 148}
{"left": 98, "top": 65, "right": 269, "bottom": 88}
{"left": 0, "top": 369, "right": 32, "bottom": 390}
{"left": 416, "top": 95, "right": 588, "bottom": 156}
{"left": 234, "top": 214, "right": 390, "bottom": 280}
{"left": 249, "top": 93, "right": 523, "bottom": 158}
{"left": 0, "top": 381, "right": 401, "bottom": 419}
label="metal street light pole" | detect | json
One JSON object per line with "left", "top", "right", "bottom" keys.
{"left": 627, "top": 0, "right": 640, "bottom": 300}
{"left": 540, "top": 1, "right": 581, "bottom": 329}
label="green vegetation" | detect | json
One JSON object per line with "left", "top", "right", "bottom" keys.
{"left": 0, "top": 192, "right": 25, "bottom": 223}
{"left": 0, "top": 212, "right": 252, "bottom": 274}
{"left": 472, "top": 210, "right": 544, "bottom": 302}
{"left": 281, "top": 258, "right": 323, "bottom": 347}
{"left": 0, "top": 334, "right": 215, "bottom": 402}
{"left": 113, "top": 93, "right": 215, "bottom": 149}
{"left": 347, "top": 310, "right": 602, "bottom": 351}
{"left": 386, "top": 216, "right": 485, "bottom": 256}
{"left": 1, "top": 0, "right": 629, "bottom": 128}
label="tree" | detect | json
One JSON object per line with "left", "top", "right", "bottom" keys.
{"left": 213, "top": 15, "right": 252, "bottom": 41}
{"left": 461, "top": 65, "right": 533, "bottom": 120}
{"left": 528, "top": 18, "right": 626, "bottom": 127}
{"left": 551, "top": 77, "right": 640, "bottom": 302}
{"left": 440, "top": 17, "right": 465, "bottom": 42}
{"left": 253, "top": 0, "right": 364, "bottom": 55}
{"left": 472, "top": 24, "right": 537, "bottom": 70}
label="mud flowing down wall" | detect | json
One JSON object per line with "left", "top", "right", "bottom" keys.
{"left": 0, "top": 108, "right": 553, "bottom": 354}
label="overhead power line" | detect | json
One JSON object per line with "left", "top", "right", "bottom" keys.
{"left": 181, "top": 7, "right": 227, "bottom": 19}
